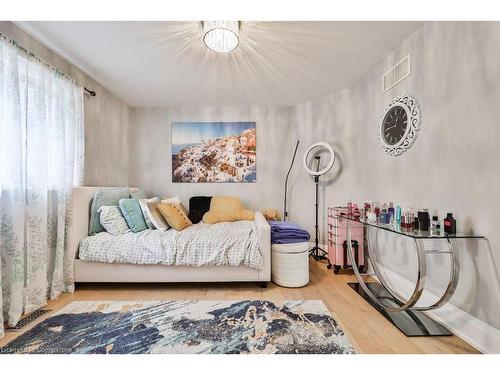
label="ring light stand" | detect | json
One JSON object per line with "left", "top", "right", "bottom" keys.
{"left": 303, "top": 142, "right": 336, "bottom": 262}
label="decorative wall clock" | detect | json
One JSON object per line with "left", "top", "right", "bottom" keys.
{"left": 379, "top": 95, "right": 421, "bottom": 156}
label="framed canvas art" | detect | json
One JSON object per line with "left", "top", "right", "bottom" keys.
{"left": 172, "top": 122, "right": 256, "bottom": 183}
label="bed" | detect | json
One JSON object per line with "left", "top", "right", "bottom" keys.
{"left": 66, "top": 187, "right": 271, "bottom": 285}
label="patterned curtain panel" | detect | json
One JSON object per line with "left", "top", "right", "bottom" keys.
{"left": 0, "top": 38, "right": 84, "bottom": 338}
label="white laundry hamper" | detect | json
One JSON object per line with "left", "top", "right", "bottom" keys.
{"left": 271, "top": 242, "right": 310, "bottom": 287}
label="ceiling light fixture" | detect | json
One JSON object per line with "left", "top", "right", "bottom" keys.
{"left": 203, "top": 21, "right": 239, "bottom": 53}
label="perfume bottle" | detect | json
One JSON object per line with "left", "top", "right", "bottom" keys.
{"left": 418, "top": 209, "right": 430, "bottom": 231}
{"left": 347, "top": 201, "right": 353, "bottom": 217}
{"left": 388, "top": 202, "right": 395, "bottom": 223}
{"left": 374, "top": 204, "right": 380, "bottom": 222}
{"left": 367, "top": 209, "right": 377, "bottom": 223}
{"left": 444, "top": 213, "right": 457, "bottom": 235}
{"left": 353, "top": 205, "right": 361, "bottom": 219}
{"left": 431, "top": 215, "right": 439, "bottom": 236}
{"left": 396, "top": 205, "right": 402, "bottom": 225}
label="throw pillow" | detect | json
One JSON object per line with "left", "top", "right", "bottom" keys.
{"left": 210, "top": 196, "right": 244, "bottom": 212}
{"left": 188, "top": 196, "right": 212, "bottom": 224}
{"left": 98, "top": 206, "right": 129, "bottom": 235}
{"left": 130, "top": 189, "right": 148, "bottom": 199}
{"left": 157, "top": 203, "right": 193, "bottom": 231}
{"left": 203, "top": 209, "right": 255, "bottom": 224}
{"left": 138, "top": 197, "right": 161, "bottom": 229}
{"left": 119, "top": 198, "right": 148, "bottom": 233}
{"left": 89, "top": 187, "right": 130, "bottom": 235}
{"left": 161, "top": 196, "right": 188, "bottom": 215}
{"left": 146, "top": 202, "right": 170, "bottom": 230}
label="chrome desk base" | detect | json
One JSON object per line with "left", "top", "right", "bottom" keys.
{"left": 349, "top": 282, "right": 452, "bottom": 336}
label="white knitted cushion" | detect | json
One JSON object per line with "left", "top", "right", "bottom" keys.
{"left": 98, "top": 206, "right": 130, "bottom": 235}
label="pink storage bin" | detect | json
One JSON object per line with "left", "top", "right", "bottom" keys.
{"left": 327, "top": 207, "right": 366, "bottom": 274}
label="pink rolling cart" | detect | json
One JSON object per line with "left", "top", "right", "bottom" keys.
{"left": 327, "top": 207, "right": 366, "bottom": 274}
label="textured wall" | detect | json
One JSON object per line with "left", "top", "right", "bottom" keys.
{"left": 0, "top": 22, "right": 131, "bottom": 187}
{"left": 128, "top": 106, "right": 290, "bottom": 210}
{"left": 286, "top": 22, "right": 500, "bottom": 339}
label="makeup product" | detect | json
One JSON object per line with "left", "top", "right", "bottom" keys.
{"left": 388, "top": 202, "right": 395, "bottom": 223}
{"left": 353, "top": 207, "right": 361, "bottom": 219}
{"left": 413, "top": 217, "right": 419, "bottom": 231}
{"left": 374, "top": 205, "right": 380, "bottom": 221}
{"left": 444, "top": 213, "right": 457, "bottom": 235}
{"left": 418, "top": 210, "right": 430, "bottom": 231}
{"left": 431, "top": 216, "right": 439, "bottom": 235}
{"left": 347, "top": 201, "right": 353, "bottom": 216}
{"left": 396, "top": 205, "right": 402, "bottom": 225}
{"left": 363, "top": 202, "right": 371, "bottom": 220}
{"left": 367, "top": 210, "right": 377, "bottom": 223}
{"left": 404, "top": 209, "right": 414, "bottom": 230}
{"left": 380, "top": 210, "right": 390, "bottom": 224}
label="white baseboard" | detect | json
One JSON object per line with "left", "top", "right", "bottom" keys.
{"left": 377, "top": 267, "right": 500, "bottom": 354}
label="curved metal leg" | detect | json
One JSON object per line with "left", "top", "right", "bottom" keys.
{"left": 346, "top": 219, "right": 426, "bottom": 312}
{"left": 347, "top": 219, "right": 460, "bottom": 312}
{"left": 411, "top": 237, "right": 460, "bottom": 311}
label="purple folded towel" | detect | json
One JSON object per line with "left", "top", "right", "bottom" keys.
{"left": 269, "top": 221, "right": 310, "bottom": 244}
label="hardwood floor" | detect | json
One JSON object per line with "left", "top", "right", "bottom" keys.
{"left": 0, "top": 259, "right": 479, "bottom": 353}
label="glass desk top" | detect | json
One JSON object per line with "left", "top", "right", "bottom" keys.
{"left": 333, "top": 214, "right": 484, "bottom": 240}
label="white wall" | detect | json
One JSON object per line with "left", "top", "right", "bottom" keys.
{"left": 0, "top": 22, "right": 132, "bottom": 187}
{"left": 128, "top": 106, "right": 290, "bottom": 210}
{"left": 286, "top": 22, "right": 500, "bottom": 351}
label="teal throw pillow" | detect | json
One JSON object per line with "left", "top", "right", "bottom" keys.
{"left": 119, "top": 198, "right": 148, "bottom": 233}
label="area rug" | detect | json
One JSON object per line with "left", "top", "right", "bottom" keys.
{"left": 1, "top": 300, "right": 355, "bottom": 354}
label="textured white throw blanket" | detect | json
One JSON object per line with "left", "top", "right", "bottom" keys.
{"left": 79, "top": 220, "right": 263, "bottom": 269}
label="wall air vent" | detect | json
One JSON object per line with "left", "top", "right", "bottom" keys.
{"left": 383, "top": 54, "right": 411, "bottom": 92}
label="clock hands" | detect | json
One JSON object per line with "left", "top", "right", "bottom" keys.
{"left": 385, "top": 116, "right": 399, "bottom": 131}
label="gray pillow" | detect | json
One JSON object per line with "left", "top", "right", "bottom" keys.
{"left": 89, "top": 187, "right": 130, "bottom": 235}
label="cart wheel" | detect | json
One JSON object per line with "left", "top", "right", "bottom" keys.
{"left": 333, "top": 265, "right": 341, "bottom": 274}
{"left": 327, "top": 264, "right": 332, "bottom": 269}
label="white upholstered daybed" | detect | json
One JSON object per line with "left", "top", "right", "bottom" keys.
{"left": 67, "top": 187, "right": 271, "bottom": 285}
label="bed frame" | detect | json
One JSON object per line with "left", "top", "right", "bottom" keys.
{"left": 67, "top": 187, "right": 271, "bottom": 286}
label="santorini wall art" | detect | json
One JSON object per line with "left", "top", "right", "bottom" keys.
{"left": 172, "top": 122, "right": 256, "bottom": 183}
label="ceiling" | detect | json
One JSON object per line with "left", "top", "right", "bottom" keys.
{"left": 17, "top": 21, "right": 422, "bottom": 107}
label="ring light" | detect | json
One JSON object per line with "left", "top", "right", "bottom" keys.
{"left": 303, "top": 141, "right": 336, "bottom": 176}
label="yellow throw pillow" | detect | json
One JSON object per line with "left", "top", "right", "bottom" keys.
{"left": 203, "top": 209, "right": 255, "bottom": 224}
{"left": 210, "top": 196, "right": 244, "bottom": 212}
{"left": 157, "top": 203, "right": 192, "bottom": 231}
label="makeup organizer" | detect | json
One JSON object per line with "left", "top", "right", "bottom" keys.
{"left": 335, "top": 212, "right": 486, "bottom": 337}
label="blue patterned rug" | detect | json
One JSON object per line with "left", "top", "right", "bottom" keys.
{"left": 1, "top": 300, "right": 355, "bottom": 354}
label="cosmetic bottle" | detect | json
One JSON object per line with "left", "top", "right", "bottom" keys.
{"left": 363, "top": 202, "right": 371, "bottom": 220}
{"left": 374, "top": 205, "right": 380, "bottom": 222}
{"left": 380, "top": 208, "right": 390, "bottom": 224}
{"left": 404, "top": 209, "right": 414, "bottom": 230}
{"left": 418, "top": 210, "right": 430, "bottom": 231}
{"left": 413, "top": 217, "right": 419, "bottom": 232}
{"left": 388, "top": 202, "right": 395, "bottom": 223}
{"left": 353, "top": 206, "right": 361, "bottom": 220}
{"left": 396, "top": 205, "right": 402, "bottom": 225}
{"left": 367, "top": 209, "right": 376, "bottom": 223}
{"left": 347, "top": 201, "right": 353, "bottom": 217}
{"left": 444, "top": 213, "right": 457, "bottom": 235}
{"left": 431, "top": 216, "right": 439, "bottom": 235}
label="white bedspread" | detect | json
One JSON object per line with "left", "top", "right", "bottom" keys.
{"left": 78, "top": 220, "right": 263, "bottom": 270}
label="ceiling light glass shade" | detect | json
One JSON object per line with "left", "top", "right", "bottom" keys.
{"left": 203, "top": 21, "right": 239, "bottom": 53}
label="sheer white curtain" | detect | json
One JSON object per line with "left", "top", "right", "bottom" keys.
{"left": 0, "top": 37, "right": 84, "bottom": 337}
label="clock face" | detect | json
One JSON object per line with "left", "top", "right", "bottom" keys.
{"left": 382, "top": 105, "right": 408, "bottom": 145}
